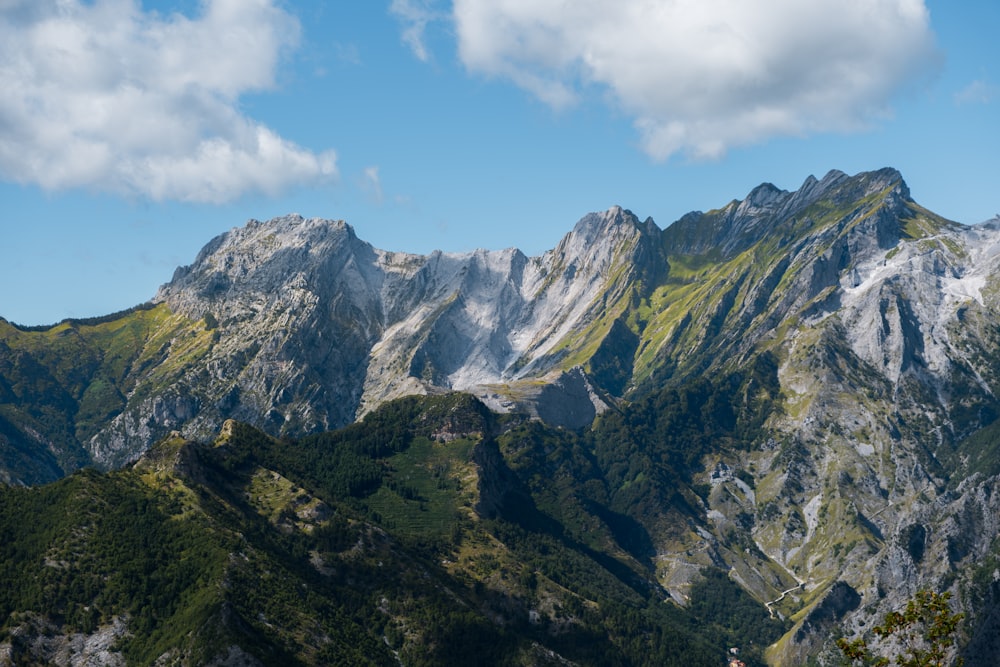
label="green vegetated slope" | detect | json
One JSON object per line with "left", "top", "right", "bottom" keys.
{"left": 565, "top": 170, "right": 957, "bottom": 398}
{"left": 0, "top": 391, "right": 786, "bottom": 666}
{"left": 0, "top": 304, "right": 209, "bottom": 483}
{"left": 659, "top": 190, "right": 906, "bottom": 379}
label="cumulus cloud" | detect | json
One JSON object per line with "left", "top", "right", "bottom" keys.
{"left": 450, "top": 0, "right": 939, "bottom": 160}
{"left": 0, "top": 0, "right": 336, "bottom": 203}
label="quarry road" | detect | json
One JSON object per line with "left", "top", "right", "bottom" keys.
{"left": 766, "top": 582, "right": 807, "bottom": 618}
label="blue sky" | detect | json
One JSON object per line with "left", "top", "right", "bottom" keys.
{"left": 1, "top": 0, "right": 997, "bottom": 325}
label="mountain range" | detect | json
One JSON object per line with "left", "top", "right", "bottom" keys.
{"left": 2, "top": 167, "right": 1000, "bottom": 665}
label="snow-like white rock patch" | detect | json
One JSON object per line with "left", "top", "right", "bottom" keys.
{"left": 855, "top": 441, "right": 875, "bottom": 457}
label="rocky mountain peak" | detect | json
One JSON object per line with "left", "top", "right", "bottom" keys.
{"left": 744, "top": 181, "right": 786, "bottom": 208}
{"left": 551, "top": 206, "right": 660, "bottom": 273}
{"left": 778, "top": 169, "right": 847, "bottom": 212}
{"left": 156, "top": 215, "right": 370, "bottom": 321}
{"left": 552, "top": 206, "right": 661, "bottom": 274}
{"left": 134, "top": 169, "right": 940, "bottom": 457}
{"left": 568, "top": 205, "right": 646, "bottom": 239}
{"left": 825, "top": 166, "right": 908, "bottom": 209}
{"left": 661, "top": 168, "right": 911, "bottom": 258}
{"left": 173, "top": 214, "right": 354, "bottom": 278}
{"left": 129, "top": 204, "right": 672, "bottom": 450}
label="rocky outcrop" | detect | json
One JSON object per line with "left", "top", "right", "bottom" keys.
{"left": 0, "top": 614, "right": 128, "bottom": 667}
{"left": 127, "top": 207, "right": 661, "bottom": 465}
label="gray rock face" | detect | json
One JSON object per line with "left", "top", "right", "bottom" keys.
{"left": 92, "top": 170, "right": 1000, "bottom": 487}
{"left": 127, "top": 207, "right": 657, "bottom": 464}
{"left": 674, "top": 172, "right": 1000, "bottom": 663}
{"left": 0, "top": 614, "right": 128, "bottom": 667}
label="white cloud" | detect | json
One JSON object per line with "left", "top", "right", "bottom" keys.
{"left": 0, "top": 0, "right": 336, "bottom": 203}
{"left": 955, "top": 79, "right": 998, "bottom": 106}
{"left": 389, "top": 0, "right": 439, "bottom": 62}
{"left": 451, "top": 0, "right": 939, "bottom": 160}
{"left": 362, "top": 165, "right": 384, "bottom": 204}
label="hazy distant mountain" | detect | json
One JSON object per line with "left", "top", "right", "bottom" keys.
{"left": 2, "top": 168, "right": 999, "bottom": 664}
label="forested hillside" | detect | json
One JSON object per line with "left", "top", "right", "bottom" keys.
{"left": 0, "top": 391, "right": 786, "bottom": 666}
